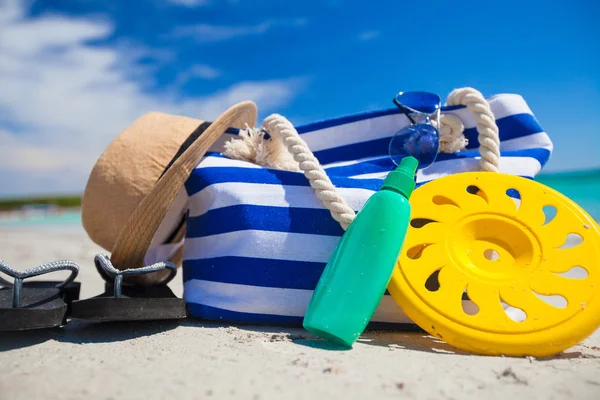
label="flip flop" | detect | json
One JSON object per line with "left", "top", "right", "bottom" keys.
{"left": 0, "top": 260, "right": 80, "bottom": 331}
{"left": 70, "top": 254, "right": 186, "bottom": 322}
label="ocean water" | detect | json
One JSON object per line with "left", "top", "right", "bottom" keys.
{"left": 0, "top": 209, "right": 82, "bottom": 228}
{"left": 537, "top": 169, "right": 600, "bottom": 221}
{"left": 0, "top": 170, "right": 597, "bottom": 228}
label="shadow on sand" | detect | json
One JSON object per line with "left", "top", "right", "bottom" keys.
{"left": 182, "top": 318, "right": 468, "bottom": 355}
{"left": 2, "top": 317, "right": 599, "bottom": 361}
{"left": 0, "top": 318, "right": 182, "bottom": 351}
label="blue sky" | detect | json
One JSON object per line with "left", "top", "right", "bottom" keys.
{"left": 0, "top": 0, "right": 598, "bottom": 197}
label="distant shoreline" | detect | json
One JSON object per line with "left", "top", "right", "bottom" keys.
{"left": 0, "top": 205, "right": 81, "bottom": 219}
{"left": 0, "top": 195, "right": 81, "bottom": 212}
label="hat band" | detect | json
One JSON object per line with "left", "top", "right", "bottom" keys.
{"left": 159, "top": 121, "right": 212, "bottom": 181}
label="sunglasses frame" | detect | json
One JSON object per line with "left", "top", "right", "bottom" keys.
{"left": 389, "top": 91, "right": 442, "bottom": 169}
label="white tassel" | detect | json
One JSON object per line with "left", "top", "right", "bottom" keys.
{"left": 223, "top": 123, "right": 300, "bottom": 171}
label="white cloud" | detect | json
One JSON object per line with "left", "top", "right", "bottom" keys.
{"left": 0, "top": 129, "right": 81, "bottom": 172}
{"left": 177, "top": 78, "right": 305, "bottom": 119}
{"left": 0, "top": 0, "right": 305, "bottom": 196}
{"left": 171, "top": 18, "right": 307, "bottom": 42}
{"left": 358, "top": 30, "right": 380, "bottom": 42}
{"left": 166, "top": 0, "right": 251, "bottom": 7}
{"left": 172, "top": 22, "right": 272, "bottom": 42}
{"left": 173, "top": 64, "right": 222, "bottom": 87}
{"left": 187, "top": 64, "right": 221, "bottom": 79}
{"left": 166, "top": 0, "right": 210, "bottom": 6}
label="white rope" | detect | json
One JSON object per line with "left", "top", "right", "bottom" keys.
{"left": 263, "top": 115, "right": 356, "bottom": 230}
{"left": 446, "top": 88, "right": 501, "bottom": 172}
{"left": 228, "top": 87, "right": 501, "bottom": 230}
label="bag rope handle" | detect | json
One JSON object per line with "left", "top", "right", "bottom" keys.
{"left": 446, "top": 88, "right": 500, "bottom": 172}
{"left": 263, "top": 87, "right": 500, "bottom": 230}
{"left": 264, "top": 115, "right": 356, "bottom": 230}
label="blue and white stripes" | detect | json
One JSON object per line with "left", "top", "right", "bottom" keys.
{"left": 181, "top": 93, "right": 553, "bottom": 326}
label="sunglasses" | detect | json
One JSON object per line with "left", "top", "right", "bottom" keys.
{"left": 389, "top": 91, "right": 441, "bottom": 169}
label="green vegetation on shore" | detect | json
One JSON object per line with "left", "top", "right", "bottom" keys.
{"left": 0, "top": 195, "right": 82, "bottom": 211}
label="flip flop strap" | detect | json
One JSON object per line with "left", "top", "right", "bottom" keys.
{"left": 0, "top": 259, "right": 79, "bottom": 308}
{"left": 93, "top": 254, "right": 177, "bottom": 298}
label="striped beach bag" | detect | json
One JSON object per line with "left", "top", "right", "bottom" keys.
{"left": 179, "top": 88, "right": 553, "bottom": 327}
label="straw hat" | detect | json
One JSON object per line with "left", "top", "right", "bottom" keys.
{"left": 82, "top": 101, "right": 257, "bottom": 285}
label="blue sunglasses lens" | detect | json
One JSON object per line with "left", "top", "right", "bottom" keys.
{"left": 395, "top": 91, "right": 441, "bottom": 115}
{"left": 389, "top": 124, "right": 440, "bottom": 169}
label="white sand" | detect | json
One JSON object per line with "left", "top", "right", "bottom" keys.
{"left": 1, "top": 226, "right": 599, "bottom": 400}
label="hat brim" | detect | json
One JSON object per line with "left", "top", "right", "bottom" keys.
{"left": 109, "top": 101, "right": 257, "bottom": 285}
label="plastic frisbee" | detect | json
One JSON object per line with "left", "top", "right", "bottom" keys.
{"left": 388, "top": 172, "right": 600, "bottom": 357}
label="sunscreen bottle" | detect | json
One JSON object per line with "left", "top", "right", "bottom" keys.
{"left": 303, "top": 156, "right": 418, "bottom": 347}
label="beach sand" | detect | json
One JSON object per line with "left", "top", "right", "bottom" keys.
{"left": 1, "top": 226, "right": 599, "bottom": 400}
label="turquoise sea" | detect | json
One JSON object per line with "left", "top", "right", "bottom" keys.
{"left": 0, "top": 209, "right": 82, "bottom": 228}
{"left": 0, "top": 170, "right": 598, "bottom": 228}
{"left": 536, "top": 169, "right": 600, "bottom": 221}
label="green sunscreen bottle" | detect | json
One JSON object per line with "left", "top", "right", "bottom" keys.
{"left": 303, "top": 156, "right": 419, "bottom": 347}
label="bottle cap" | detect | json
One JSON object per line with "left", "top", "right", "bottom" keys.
{"left": 381, "top": 156, "right": 418, "bottom": 198}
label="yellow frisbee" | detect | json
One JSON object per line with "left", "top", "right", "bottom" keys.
{"left": 388, "top": 172, "right": 600, "bottom": 357}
